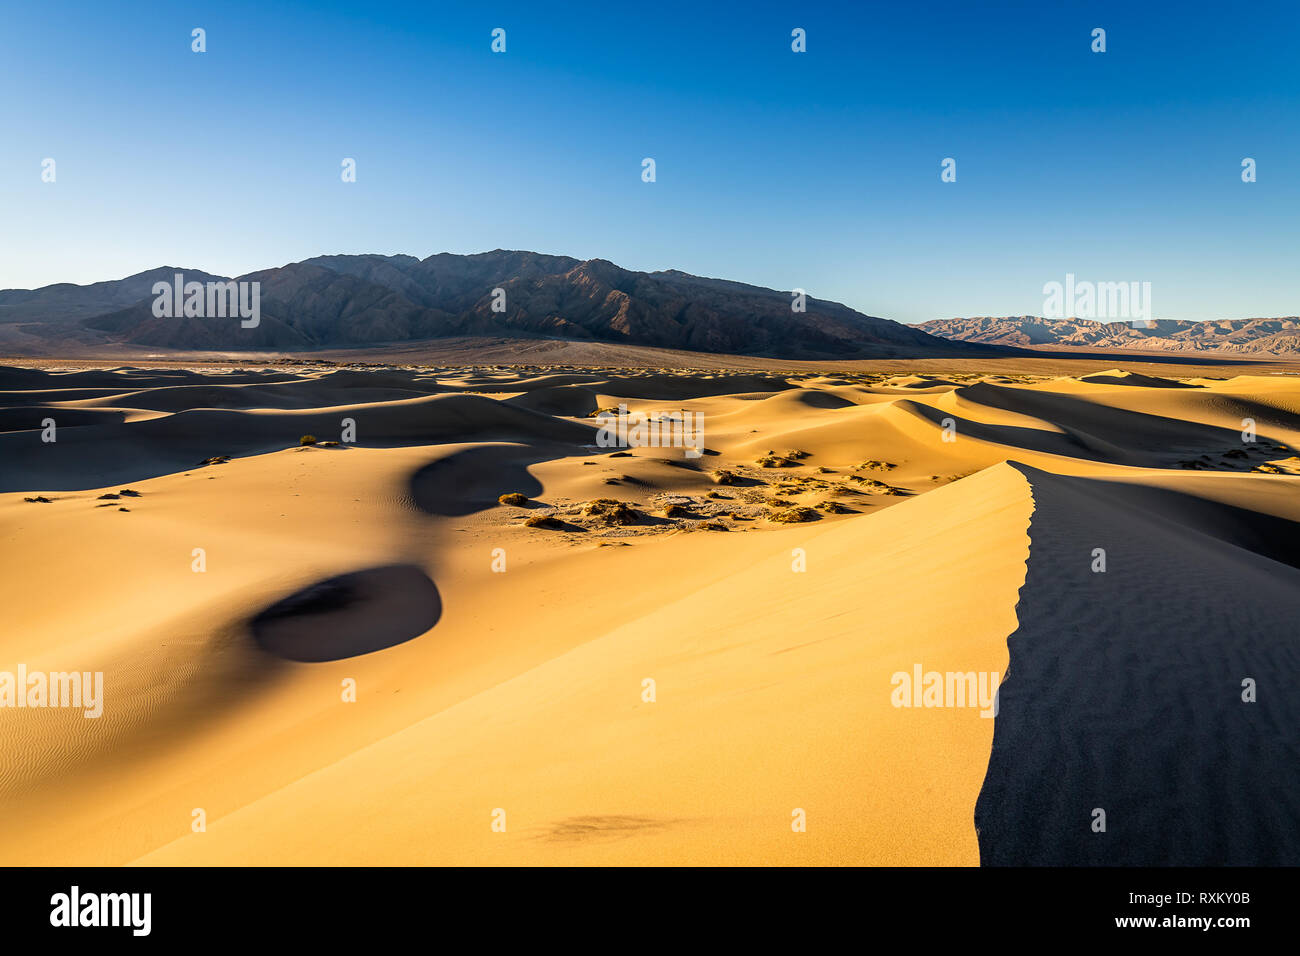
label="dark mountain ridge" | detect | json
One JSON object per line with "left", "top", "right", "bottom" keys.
{"left": 2, "top": 251, "right": 993, "bottom": 358}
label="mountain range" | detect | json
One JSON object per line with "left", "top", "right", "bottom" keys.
{"left": 0, "top": 251, "right": 979, "bottom": 359}
{"left": 920, "top": 316, "right": 1300, "bottom": 355}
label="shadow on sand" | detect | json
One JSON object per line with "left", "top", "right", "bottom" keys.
{"left": 249, "top": 563, "right": 441, "bottom": 663}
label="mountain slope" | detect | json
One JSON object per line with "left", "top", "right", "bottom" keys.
{"left": 921, "top": 315, "right": 1300, "bottom": 355}
{"left": 3, "top": 251, "right": 991, "bottom": 358}
{"left": 0, "top": 267, "right": 227, "bottom": 326}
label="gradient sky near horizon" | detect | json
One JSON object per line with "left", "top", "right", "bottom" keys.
{"left": 2, "top": 0, "right": 1297, "bottom": 323}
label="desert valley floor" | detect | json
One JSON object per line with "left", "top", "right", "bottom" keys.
{"left": 1, "top": 357, "right": 1298, "bottom": 865}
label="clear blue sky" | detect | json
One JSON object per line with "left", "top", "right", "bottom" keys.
{"left": 2, "top": 0, "right": 1296, "bottom": 323}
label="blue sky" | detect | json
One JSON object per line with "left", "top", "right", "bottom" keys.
{"left": 1, "top": 0, "right": 1296, "bottom": 323}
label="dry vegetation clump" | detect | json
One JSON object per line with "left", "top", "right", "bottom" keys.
{"left": 856, "top": 460, "right": 897, "bottom": 471}
{"left": 581, "top": 498, "right": 640, "bottom": 526}
{"left": 663, "top": 503, "right": 690, "bottom": 518}
{"left": 848, "top": 476, "right": 906, "bottom": 495}
{"left": 300, "top": 435, "right": 318, "bottom": 446}
{"left": 782, "top": 449, "right": 811, "bottom": 460}
{"left": 773, "top": 475, "right": 829, "bottom": 493}
{"left": 817, "top": 500, "right": 853, "bottom": 514}
{"left": 523, "top": 513, "right": 565, "bottom": 529}
{"left": 198, "top": 456, "right": 230, "bottom": 466}
{"left": 711, "top": 469, "right": 741, "bottom": 485}
{"left": 498, "top": 492, "right": 529, "bottom": 506}
{"left": 698, "top": 521, "right": 730, "bottom": 531}
{"left": 767, "top": 506, "right": 819, "bottom": 523}
{"left": 756, "top": 454, "right": 795, "bottom": 468}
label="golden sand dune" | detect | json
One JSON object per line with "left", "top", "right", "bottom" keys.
{"left": 0, "top": 362, "right": 1297, "bottom": 865}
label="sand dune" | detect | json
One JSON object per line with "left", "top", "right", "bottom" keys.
{"left": 978, "top": 465, "right": 1300, "bottom": 865}
{"left": 1, "top": 361, "right": 1297, "bottom": 864}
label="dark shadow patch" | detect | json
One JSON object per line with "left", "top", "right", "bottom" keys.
{"left": 1077, "top": 372, "right": 1200, "bottom": 388}
{"left": 902, "top": 388, "right": 1270, "bottom": 468}
{"left": 250, "top": 563, "right": 440, "bottom": 662}
{"left": 501, "top": 384, "right": 600, "bottom": 417}
{"left": 975, "top": 465, "right": 1300, "bottom": 865}
{"left": 787, "top": 390, "right": 858, "bottom": 409}
{"left": 409, "top": 446, "right": 546, "bottom": 517}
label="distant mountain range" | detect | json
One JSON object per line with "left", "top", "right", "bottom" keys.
{"left": 920, "top": 316, "right": 1300, "bottom": 355}
{"left": 0, "top": 251, "right": 986, "bottom": 359}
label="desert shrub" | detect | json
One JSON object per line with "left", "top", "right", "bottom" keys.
{"left": 498, "top": 492, "right": 529, "bottom": 506}
{"left": 849, "top": 476, "right": 904, "bottom": 494}
{"left": 300, "top": 435, "right": 318, "bottom": 446}
{"left": 768, "top": 506, "right": 819, "bottom": 523}
{"left": 581, "top": 498, "right": 639, "bottom": 525}
{"left": 524, "top": 513, "right": 565, "bottom": 529}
